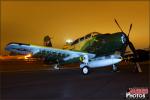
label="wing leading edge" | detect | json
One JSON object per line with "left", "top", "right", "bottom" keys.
{"left": 5, "top": 42, "right": 95, "bottom": 61}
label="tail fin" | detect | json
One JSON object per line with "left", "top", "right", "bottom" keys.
{"left": 43, "top": 35, "right": 52, "bottom": 47}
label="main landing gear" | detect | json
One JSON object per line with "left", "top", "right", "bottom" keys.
{"left": 81, "top": 55, "right": 90, "bottom": 75}
{"left": 112, "top": 64, "right": 120, "bottom": 72}
{"left": 82, "top": 66, "right": 90, "bottom": 75}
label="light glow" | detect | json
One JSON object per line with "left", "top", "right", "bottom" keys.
{"left": 66, "top": 39, "right": 73, "bottom": 44}
{"left": 24, "top": 54, "right": 32, "bottom": 59}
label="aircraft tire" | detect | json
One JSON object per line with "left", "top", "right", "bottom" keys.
{"left": 82, "top": 66, "right": 90, "bottom": 75}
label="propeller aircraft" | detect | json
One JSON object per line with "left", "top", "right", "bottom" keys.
{"left": 5, "top": 19, "right": 142, "bottom": 74}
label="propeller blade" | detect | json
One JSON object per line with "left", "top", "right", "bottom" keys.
{"left": 121, "top": 44, "right": 128, "bottom": 57}
{"left": 128, "top": 41, "right": 137, "bottom": 60}
{"left": 114, "top": 18, "right": 123, "bottom": 32}
{"left": 128, "top": 24, "right": 132, "bottom": 37}
{"left": 128, "top": 41, "right": 136, "bottom": 53}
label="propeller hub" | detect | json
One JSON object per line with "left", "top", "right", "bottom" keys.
{"left": 121, "top": 34, "right": 127, "bottom": 44}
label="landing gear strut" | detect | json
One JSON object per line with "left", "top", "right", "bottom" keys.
{"left": 112, "top": 64, "right": 119, "bottom": 72}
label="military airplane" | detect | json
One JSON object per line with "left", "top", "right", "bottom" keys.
{"left": 5, "top": 19, "right": 141, "bottom": 74}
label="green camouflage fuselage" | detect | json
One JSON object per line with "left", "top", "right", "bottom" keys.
{"left": 39, "top": 32, "right": 127, "bottom": 65}
{"left": 80, "top": 32, "right": 126, "bottom": 56}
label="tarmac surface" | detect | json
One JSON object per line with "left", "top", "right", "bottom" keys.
{"left": 0, "top": 59, "right": 149, "bottom": 100}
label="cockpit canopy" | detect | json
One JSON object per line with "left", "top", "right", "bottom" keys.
{"left": 71, "top": 32, "right": 100, "bottom": 46}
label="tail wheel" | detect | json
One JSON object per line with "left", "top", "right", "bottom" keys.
{"left": 53, "top": 64, "right": 60, "bottom": 70}
{"left": 82, "top": 66, "right": 90, "bottom": 75}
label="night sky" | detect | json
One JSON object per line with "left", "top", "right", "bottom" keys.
{"left": 1, "top": 1, "right": 149, "bottom": 54}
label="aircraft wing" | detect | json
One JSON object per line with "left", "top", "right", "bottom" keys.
{"left": 5, "top": 42, "right": 96, "bottom": 61}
